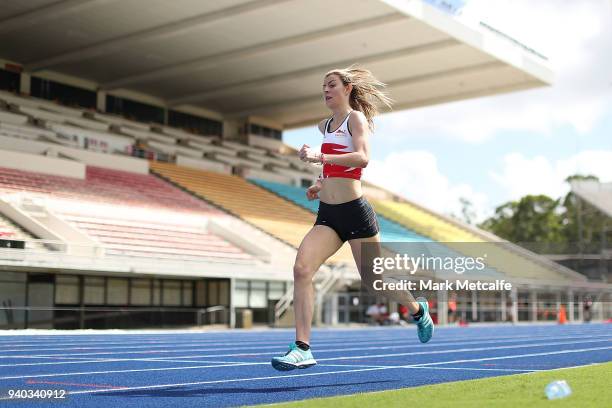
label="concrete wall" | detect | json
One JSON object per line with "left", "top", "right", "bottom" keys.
{"left": 248, "top": 134, "right": 284, "bottom": 151}
{"left": 242, "top": 168, "right": 295, "bottom": 185}
{"left": 0, "top": 148, "right": 85, "bottom": 179}
{"left": 0, "top": 198, "right": 101, "bottom": 256}
{"left": 176, "top": 155, "right": 232, "bottom": 174}
{"left": 0, "top": 198, "right": 63, "bottom": 244}
{"left": 0, "top": 110, "right": 28, "bottom": 126}
{"left": 58, "top": 147, "right": 149, "bottom": 174}
{"left": 0, "top": 135, "right": 149, "bottom": 174}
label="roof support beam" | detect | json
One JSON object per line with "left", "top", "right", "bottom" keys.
{"left": 25, "top": 0, "right": 292, "bottom": 71}
{"left": 0, "top": 0, "right": 118, "bottom": 35}
{"left": 283, "top": 78, "right": 542, "bottom": 129}
{"left": 169, "top": 38, "right": 460, "bottom": 106}
{"left": 102, "top": 13, "right": 407, "bottom": 90}
{"left": 226, "top": 61, "right": 506, "bottom": 118}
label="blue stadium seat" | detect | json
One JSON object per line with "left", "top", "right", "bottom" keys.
{"left": 249, "top": 178, "right": 504, "bottom": 279}
{"left": 248, "top": 178, "right": 430, "bottom": 243}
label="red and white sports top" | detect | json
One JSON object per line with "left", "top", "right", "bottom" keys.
{"left": 321, "top": 110, "right": 361, "bottom": 180}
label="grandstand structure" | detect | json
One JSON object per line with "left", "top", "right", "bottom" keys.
{"left": 0, "top": 0, "right": 610, "bottom": 330}
{"left": 541, "top": 180, "right": 612, "bottom": 283}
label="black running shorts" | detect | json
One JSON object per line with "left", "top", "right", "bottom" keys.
{"left": 314, "top": 196, "right": 379, "bottom": 242}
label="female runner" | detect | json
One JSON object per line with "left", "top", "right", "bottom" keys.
{"left": 272, "top": 67, "right": 434, "bottom": 371}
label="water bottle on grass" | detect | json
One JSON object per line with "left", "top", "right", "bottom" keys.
{"left": 545, "top": 380, "right": 572, "bottom": 400}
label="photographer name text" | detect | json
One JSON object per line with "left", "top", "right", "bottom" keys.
{"left": 372, "top": 279, "right": 512, "bottom": 291}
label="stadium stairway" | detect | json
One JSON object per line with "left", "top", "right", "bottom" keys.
{"left": 149, "top": 162, "right": 355, "bottom": 265}
{"left": 0, "top": 213, "right": 45, "bottom": 251}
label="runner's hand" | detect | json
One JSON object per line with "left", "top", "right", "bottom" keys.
{"left": 299, "top": 144, "right": 322, "bottom": 163}
{"left": 306, "top": 183, "right": 321, "bottom": 200}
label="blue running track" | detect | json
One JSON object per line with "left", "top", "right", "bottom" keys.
{"left": 0, "top": 323, "right": 610, "bottom": 407}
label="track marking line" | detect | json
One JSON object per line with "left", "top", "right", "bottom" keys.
{"left": 405, "top": 366, "right": 541, "bottom": 372}
{"left": 316, "top": 340, "right": 612, "bottom": 363}
{"left": 0, "top": 339, "right": 609, "bottom": 381}
{"left": 0, "top": 357, "right": 243, "bottom": 367}
{"left": 318, "top": 364, "right": 541, "bottom": 372}
{"left": 0, "top": 362, "right": 269, "bottom": 380}
{"left": 6, "top": 334, "right": 611, "bottom": 360}
{"left": 44, "top": 346, "right": 612, "bottom": 397}
{"left": 26, "top": 379, "right": 128, "bottom": 389}
{"left": 2, "top": 329, "right": 609, "bottom": 353}
{"left": 405, "top": 347, "right": 612, "bottom": 367}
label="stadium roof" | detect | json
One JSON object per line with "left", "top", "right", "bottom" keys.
{"left": 0, "top": 0, "right": 552, "bottom": 128}
{"left": 570, "top": 180, "right": 612, "bottom": 218}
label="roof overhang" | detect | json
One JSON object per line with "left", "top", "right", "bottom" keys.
{"left": 0, "top": 0, "right": 552, "bottom": 129}
{"left": 571, "top": 180, "right": 612, "bottom": 218}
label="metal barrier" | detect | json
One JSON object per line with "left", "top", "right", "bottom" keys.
{"left": 0, "top": 305, "right": 230, "bottom": 329}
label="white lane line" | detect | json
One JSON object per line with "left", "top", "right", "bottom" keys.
{"left": 0, "top": 361, "right": 270, "bottom": 380}
{"left": 0, "top": 339, "right": 427, "bottom": 354}
{"left": 0, "top": 367, "right": 404, "bottom": 400}
{"left": 51, "top": 346, "right": 612, "bottom": 397}
{"left": 4, "top": 333, "right": 601, "bottom": 363}
{"left": 0, "top": 323, "right": 611, "bottom": 347}
{"left": 0, "top": 336, "right": 483, "bottom": 350}
{"left": 317, "top": 364, "right": 389, "bottom": 369}
{"left": 0, "top": 358, "right": 244, "bottom": 367}
{"left": 6, "top": 334, "right": 611, "bottom": 360}
{"left": 0, "top": 338, "right": 609, "bottom": 380}
{"left": 0, "top": 338, "right": 406, "bottom": 353}
{"left": 318, "top": 364, "right": 542, "bottom": 372}
{"left": 407, "top": 366, "right": 542, "bottom": 372}
{"left": 405, "top": 346, "right": 612, "bottom": 367}
{"left": 0, "top": 332, "right": 453, "bottom": 347}
{"left": 1, "top": 328, "right": 609, "bottom": 350}
{"left": 316, "top": 339, "right": 612, "bottom": 362}
{"left": 2, "top": 337, "right": 610, "bottom": 370}
{"left": 148, "top": 335, "right": 612, "bottom": 361}
{"left": 0, "top": 336, "right": 419, "bottom": 349}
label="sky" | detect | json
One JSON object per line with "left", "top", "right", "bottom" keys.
{"left": 283, "top": 0, "right": 612, "bottom": 223}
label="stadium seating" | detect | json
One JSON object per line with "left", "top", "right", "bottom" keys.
{"left": 0, "top": 166, "right": 252, "bottom": 262}
{"left": 60, "top": 214, "right": 252, "bottom": 262}
{"left": 373, "top": 200, "right": 480, "bottom": 243}
{"left": 0, "top": 91, "right": 318, "bottom": 185}
{"left": 248, "top": 178, "right": 428, "bottom": 243}
{"left": 0, "top": 121, "right": 56, "bottom": 141}
{"left": 86, "top": 111, "right": 151, "bottom": 131}
{"left": 0, "top": 165, "right": 214, "bottom": 212}
{"left": 0, "top": 110, "right": 28, "bottom": 126}
{"left": 150, "top": 161, "right": 355, "bottom": 264}
{"left": 0, "top": 90, "right": 84, "bottom": 118}
{"left": 373, "top": 200, "right": 572, "bottom": 281}
{"left": 245, "top": 178, "right": 511, "bottom": 280}
{"left": 0, "top": 91, "right": 573, "bottom": 279}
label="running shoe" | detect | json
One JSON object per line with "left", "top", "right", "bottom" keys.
{"left": 271, "top": 342, "right": 317, "bottom": 371}
{"left": 415, "top": 297, "right": 434, "bottom": 343}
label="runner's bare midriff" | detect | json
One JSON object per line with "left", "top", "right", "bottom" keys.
{"left": 319, "top": 178, "right": 362, "bottom": 204}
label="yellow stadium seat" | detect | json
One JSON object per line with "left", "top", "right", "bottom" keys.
{"left": 150, "top": 161, "right": 355, "bottom": 265}
{"left": 373, "top": 199, "right": 574, "bottom": 282}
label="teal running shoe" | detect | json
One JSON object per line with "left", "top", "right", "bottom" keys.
{"left": 271, "top": 342, "right": 317, "bottom": 371}
{"left": 415, "top": 297, "right": 434, "bottom": 343}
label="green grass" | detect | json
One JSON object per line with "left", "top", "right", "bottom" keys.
{"left": 259, "top": 362, "right": 611, "bottom": 408}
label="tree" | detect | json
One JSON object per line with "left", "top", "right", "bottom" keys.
{"left": 452, "top": 196, "right": 476, "bottom": 225}
{"left": 560, "top": 174, "right": 610, "bottom": 252}
{"left": 479, "top": 195, "right": 564, "bottom": 244}
{"left": 479, "top": 174, "right": 611, "bottom": 254}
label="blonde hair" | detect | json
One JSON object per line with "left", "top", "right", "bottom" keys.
{"left": 324, "top": 65, "right": 393, "bottom": 130}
